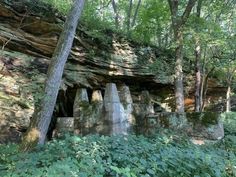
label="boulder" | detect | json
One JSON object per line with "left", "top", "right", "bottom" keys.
{"left": 145, "top": 112, "right": 224, "bottom": 140}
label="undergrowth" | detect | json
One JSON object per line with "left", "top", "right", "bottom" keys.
{"left": 40, "top": 0, "right": 72, "bottom": 14}
{"left": 0, "top": 132, "right": 235, "bottom": 177}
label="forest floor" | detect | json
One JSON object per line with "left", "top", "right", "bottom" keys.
{"left": 0, "top": 127, "right": 236, "bottom": 177}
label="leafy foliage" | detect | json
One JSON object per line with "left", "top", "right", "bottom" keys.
{"left": 1, "top": 133, "right": 235, "bottom": 177}
{"left": 221, "top": 112, "right": 236, "bottom": 136}
{"left": 40, "top": 0, "right": 73, "bottom": 15}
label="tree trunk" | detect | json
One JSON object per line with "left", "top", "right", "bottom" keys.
{"left": 194, "top": 0, "right": 202, "bottom": 112}
{"left": 167, "top": 0, "right": 197, "bottom": 112}
{"left": 111, "top": 0, "right": 119, "bottom": 29}
{"left": 174, "top": 29, "right": 185, "bottom": 112}
{"left": 200, "top": 67, "right": 214, "bottom": 112}
{"left": 194, "top": 38, "right": 201, "bottom": 112}
{"left": 225, "top": 68, "right": 236, "bottom": 112}
{"left": 127, "top": 0, "right": 133, "bottom": 35}
{"left": 199, "top": 45, "right": 207, "bottom": 109}
{"left": 20, "top": 0, "right": 85, "bottom": 151}
{"left": 131, "top": 0, "right": 142, "bottom": 28}
{"left": 226, "top": 84, "right": 231, "bottom": 112}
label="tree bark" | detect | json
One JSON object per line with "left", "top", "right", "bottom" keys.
{"left": 194, "top": 0, "right": 202, "bottom": 112}
{"left": 131, "top": 0, "right": 142, "bottom": 28}
{"left": 226, "top": 67, "right": 236, "bottom": 112}
{"left": 20, "top": 0, "right": 85, "bottom": 151}
{"left": 226, "top": 84, "right": 231, "bottom": 112}
{"left": 174, "top": 29, "right": 185, "bottom": 112}
{"left": 200, "top": 67, "right": 215, "bottom": 112}
{"left": 199, "top": 45, "right": 207, "bottom": 109}
{"left": 167, "top": 0, "right": 197, "bottom": 112}
{"left": 127, "top": 0, "right": 133, "bottom": 35}
{"left": 194, "top": 37, "right": 201, "bottom": 112}
{"left": 111, "top": 0, "right": 119, "bottom": 29}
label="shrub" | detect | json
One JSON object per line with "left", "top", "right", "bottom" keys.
{"left": 0, "top": 133, "right": 235, "bottom": 177}
{"left": 221, "top": 112, "right": 236, "bottom": 135}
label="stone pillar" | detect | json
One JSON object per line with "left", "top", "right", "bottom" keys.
{"left": 90, "top": 90, "right": 103, "bottom": 128}
{"left": 104, "top": 83, "right": 127, "bottom": 135}
{"left": 133, "top": 90, "right": 154, "bottom": 118}
{"left": 119, "top": 85, "right": 135, "bottom": 125}
{"left": 91, "top": 90, "right": 103, "bottom": 103}
{"left": 73, "top": 88, "right": 89, "bottom": 117}
{"left": 133, "top": 90, "right": 155, "bottom": 134}
{"left": 73, "top": 88, "right": 90, "bottom": 134}
{"left": 140, "top": 90, "right": 154, "bottom": 114}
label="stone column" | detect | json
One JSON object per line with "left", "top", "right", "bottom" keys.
{"left": 73, "top": 88, "right": 89, "bottom": 117}
{"left": 91, "top": 90, "right": 103, "bottom": 103}
{"left": 133, "top": 90, "right": 155, "bottom": 134}
{"left": 140, "top": 90, "right": 154, "bottom": 114}
{"left": 133, "top": 90, "right": 154, "bottom": 118}
{"left": 104, "top": 83, "right": 127, "bottom": 135}
{"left": 90, "top": 90, "right": 103, "bottom": 127}
{"left": 119, "top": 85, "right": 135, "bottom": 125}
{"left": 73, "top": 88, "right": 90, "bottom": 134}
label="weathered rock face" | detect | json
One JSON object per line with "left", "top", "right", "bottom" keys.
{"left": 73, "top": 88, "right": 89, "bottom": 117}
{"left": 118, "top": 84, "right": 135, "bottom": 125}
{"left": 144, "top": 112, "right": 224, "bottom": 140}
{"left": 54, "top": 85, "right": 224, "bottom": 140}
{"left": 64, "top": 83, "right": 133, "bottom": 136}
{"left": 0, "top": 52, "right": 36, "bottom": 143}
{"left": 0, "top": 1, "right": 173, "bottom": 88}
{"left": 0, "top": 1, "right": 174, "bottom": 142}
{"left": 0, "top": 1, "right": 226, "bottom": 142}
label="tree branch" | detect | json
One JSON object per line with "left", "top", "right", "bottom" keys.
{"left": 131, "top": 0, "right": 142, "bottom": 28}
{"left": 181, "top": 0, "right": 198, "bottom": 25}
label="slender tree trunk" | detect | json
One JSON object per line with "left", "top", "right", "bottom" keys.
{"left": 131, "top": 0, "right": 142, "bottom": 28}
{"left": 200, "top": 67, "right": 214, "bottom": 112}
{"left": 127, "top": 0, "right": 133, "bottom": 35}
{"left": 200, "top": 76, "right": 207, "bottom": 112}
{"left": 20, "top": 0, "right": 85, "bottom": 151}
{"left": 199, "top": 45, "right": 207, "bottom": 109}
{"left": 194, "top": 0, "right": 202, "bottom": 112}
{"left": 194, "top": 37, "right": 201, "bottom": 112}
{"left": 225, "top": 68, "right": 236, "bottom": 112}
{"left": 226, "top": 84, "right": 231, "bottom": 112}
{"left": 111, "top": 0, "right": 119, "bottom": 29}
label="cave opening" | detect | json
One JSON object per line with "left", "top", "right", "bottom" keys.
{"left": 47, "top": 87, "right": 77, "bottom": 139}
{"left": 48, "top": 87, "right": 97, "bottom": 139}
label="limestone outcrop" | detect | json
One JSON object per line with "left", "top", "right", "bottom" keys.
{"left": 59, "top": 83, "right": 134, "bottom": 136}
{"left": 0, "top": 0, "right": 174, "bottom": 142}
{"left": 145, "top": 112, "right": 224, "bottom": 140}
{"left": 0, "top": 1, "right": 226, "bottom": 143}
{"left": 54, "top": 84, "right": 224, "bottom": 141}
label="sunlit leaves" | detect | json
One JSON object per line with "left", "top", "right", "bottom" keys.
{"left": 1, "top": 132, "right": 236, "bottom": 176}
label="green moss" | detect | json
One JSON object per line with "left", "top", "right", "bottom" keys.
{"left": 186, "top": 112, "right": 218, "bottom": 126}
{"left": 14, "top": 99, "right": 30, "bottom": 109}
{"left": 79, "top": 101, "right": 90, "bottom": 110}
{"left": 0, "top": 92, "right": 11, "bottom": 100}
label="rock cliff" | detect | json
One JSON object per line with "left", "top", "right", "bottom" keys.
{"left": 0, "top": 1, "right": 226, "bottom": 143}
{"left": 0, "top": 0, "right": 174, "bottom": 142}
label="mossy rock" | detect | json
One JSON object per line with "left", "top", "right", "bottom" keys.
{"left": 186, "top": 112, "right": 219, "bottom": 126}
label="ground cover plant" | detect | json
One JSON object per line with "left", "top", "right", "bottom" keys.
{"left": 0, "top": 131, "right": 235, "bottom": 177}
